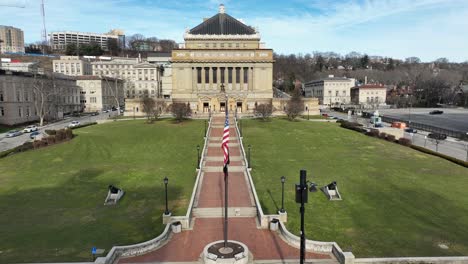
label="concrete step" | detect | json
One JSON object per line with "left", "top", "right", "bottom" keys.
{"left": 193, "top": 207, "right": 257, "bottom": 218}
{"left": 203, "top": 166, "right": 244, "bottom": 172}
{"left": 205, "top": 156, "right": 243, "bottom": 161}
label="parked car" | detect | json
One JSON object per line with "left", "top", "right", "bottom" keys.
{"left": 428, "top": 133, "right": 447, "bottom": 140}
{"left": 405, "top": 128, "right": 418, "bottom": 133}
{"left": 429, "top": 110, "right": 444, "bottom": 115}
{"left": 23, "top": 125, "right": 38, "bottom": 133}
{"left": 30, "top": 131, "right": 44, "bottom": 140}
{"left": 91, "top": 111, "right": 99, "bottom": 116}
{"left": 374, "top": 123, "right": 383, "bottom": 128}
{"left": 6, "top": 130, "right": 22, "bottom": 138}
{"left": 103, "top": 109, "right": 110, "bottom": 113}
{"left": 68, "top": 121, "right": 81, "bottom": 128}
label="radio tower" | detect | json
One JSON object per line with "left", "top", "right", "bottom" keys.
{"left": 41, "top": 0, "right": 48, "bottom": 46}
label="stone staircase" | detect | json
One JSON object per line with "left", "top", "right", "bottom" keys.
{"left": 192, "top": 207, "right": 257, "bottom": 218}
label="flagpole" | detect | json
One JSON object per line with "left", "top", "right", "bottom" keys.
{"left": 224, "top": 96, "right": 229, "bottom": 249}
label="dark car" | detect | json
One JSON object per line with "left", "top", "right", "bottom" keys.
{"left": 405, "top": 128, "right": 418, "bottom": 133}
{"left": 429, "top": 110, "right": 444, "bottom": 115}
{"left": 428, "top": 133, "right": 447, "bottom": 140}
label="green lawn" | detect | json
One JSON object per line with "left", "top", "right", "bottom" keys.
{"left": 0, "top": 119, "right": 203, "bottom": 263}
{"left": 243, "top": 118, "right": 468, "bottom": 257}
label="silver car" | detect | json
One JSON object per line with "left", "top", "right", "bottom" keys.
{"left": 6, "top": 130, "right": 22, "bottom": 138}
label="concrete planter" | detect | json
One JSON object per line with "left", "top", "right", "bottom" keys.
{"left": 270, "top": 218, "right": 279, "bottom": 231}
{"left": 171, "top": 221, "right": 182, "bottom": 233}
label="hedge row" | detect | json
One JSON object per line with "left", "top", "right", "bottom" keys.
{"left": 33, "top": 129, "right": 73, "bottom": 149}
{"left": 340, "top": 121, "right": 367, "bottom": 133}
{"left": 411, "top": 145, "right": 468, "bottom": 168}
{"left": 70, "top": 122, "right": 98, "bottom": 130}
{"left": 0, "top": 128, "right": 74, "bottom": 159}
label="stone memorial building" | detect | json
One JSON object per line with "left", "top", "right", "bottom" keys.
{"left": 171, "top": 4, "right": 274, "bottom": 114}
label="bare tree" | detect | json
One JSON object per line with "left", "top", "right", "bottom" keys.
{"left": 285, "top": 88, "right": 304, "bottom": 120}
{"left": 170, "top": 102, "right": 192, "bottom": 122}
{"left": 142, "top": 96, "right": 156, "bottom": 123}
{"left": 32, "top": 73, "right": 59, "bottom": 126}
{"left": 254, "top": 103, "right": 273, "bottom": 120}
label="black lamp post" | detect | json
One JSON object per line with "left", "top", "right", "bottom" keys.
{"left": 280, "top": 176, "right": 286, "bottom": 213}
{"left": 247, "top": 144, "right": 251, "bottom": 169}
{"left": 163, "top": 177, "right": 170, "bottom": 215}
{"left": 197, "top": 145, "right": 201, "bottom": 169}
{"left": 295, "top": 170, "right": 308, "bottom": 264}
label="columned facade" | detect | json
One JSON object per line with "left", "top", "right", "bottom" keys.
{"left": 171, "top": 4, "right": 273, "bottom": 114}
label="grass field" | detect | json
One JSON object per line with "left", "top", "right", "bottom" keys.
{"left": 243, "top": 118, "right": 468, "bottom": 257}
{"left": 0, "top": 119, "right": 203, "bottom": 263}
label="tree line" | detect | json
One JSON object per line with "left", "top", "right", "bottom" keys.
{"left": 274, "top": 52, "right": 468, "bottom": 107}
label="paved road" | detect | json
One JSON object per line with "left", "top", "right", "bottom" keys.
{"left": 0, "top": 111, "right": 119, "bottom": 152}
{"left": 323, "top": 110, "right": 468, "bottom": 162}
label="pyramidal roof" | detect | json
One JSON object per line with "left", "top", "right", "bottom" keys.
{"left": 189, "top": 5, "right": 256, "bottom": 35}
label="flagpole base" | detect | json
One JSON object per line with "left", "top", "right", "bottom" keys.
{"left": 202, "top": 240, "right": 249, "bottom": 264}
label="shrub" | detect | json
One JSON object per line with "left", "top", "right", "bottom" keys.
{"left": 378, "top": 132, "right": 387, "bottom": 139}
{"left": 410, "top": 145, "right": 468, "bottom": 168}
{"left": 56, "top": 129, "right": 66, "bottom": 142}
{"left": 387, "top": 135, "right": 396, "bottom": 142}
{"left": 65, "top": 128, "right": 73, "bottom": 139}
{"left": 340, "top": 121, "right": 366, "bottom": 133}
{"left": 398, "top": 137, "right": 412, "bottom": 146}
{"left": 366, "top": 129, "right": 379, "bottom": 137}
{"left": 17, "top": 142, "right": 34, "bottom": 152}
{"left": 46, "top": 136, "right": 56, "bottom": 145}
{"left": 0, "top": 148, "right": 16, "bottom": 158}
{"left": 45, "top": 129, "right": 56, "bottom": 135}
{"left": 33, "top": 140, "right": 42, "bottom": 149}
{"left": 41, "top": 138, "right": 49, "bottom": 146}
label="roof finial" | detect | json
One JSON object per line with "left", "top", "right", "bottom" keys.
{"left": 219, "top": 4, "right": 225, "bottom": 14}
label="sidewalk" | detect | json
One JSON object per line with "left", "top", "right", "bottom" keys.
{"left": 118, "top": 114, "right": 335, "bottom": 263}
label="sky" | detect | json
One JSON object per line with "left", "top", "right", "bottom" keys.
{"left": 1, "top": 0, "right": 468, "bottom": 62}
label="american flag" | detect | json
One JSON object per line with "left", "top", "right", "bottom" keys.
{"left": 222, "top": 110, "right": 230, "bottom": 168}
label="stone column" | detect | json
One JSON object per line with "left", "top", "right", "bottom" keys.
{"left": 217, "top": 67, "right": 221, "bottom": 90}
{"left": 209, "top": 67, "right": 213, "bottom": 90}
{"left": 192, "top": 67, "right": 197, "bottom": 91}
{"left": 240, "top": 67, "right": 244, "bottom": 90}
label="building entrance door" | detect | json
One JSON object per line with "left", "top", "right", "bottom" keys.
{"left": 203, "top": 102, "right": 209, "bottom": 113}
{"left": 236, "top": 102, "right": 242, "bottom": 113}
{"left": 220, "top": 102, "right": 226, "bottom": 112}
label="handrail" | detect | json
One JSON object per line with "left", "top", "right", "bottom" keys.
{"left": 234, "top": 116, "right": 266, "bottom": 224}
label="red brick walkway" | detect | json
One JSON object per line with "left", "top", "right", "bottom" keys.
{"left": 118, "top": 115, "right": 334, "bottom": 263}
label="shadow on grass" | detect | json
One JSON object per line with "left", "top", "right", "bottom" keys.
{"left": 0, "top": 168, "right": 185, "bottom": 263}
{"left": 267, "top": 189, "right": 280, "bottom": 212}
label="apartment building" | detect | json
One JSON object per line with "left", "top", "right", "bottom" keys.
{"left": 0, "top": 25, "right": 25, "bottom": 53}
{"left": 91, "top": 57, "right": 171, "bottom": 99}
{"left": 49, "top": 31, "right": 119, "bottom": 51}
{"left": 75, "top": 76, "right": 124, "bottom": 112}
{"left": 0, "top": 70, "right": 81, "bottom": 125}
{"left": 304, "top": 75, "right": 355, "bottom": 106}
{"left": 53, "top": 56, "right": 92, "bottom": 76}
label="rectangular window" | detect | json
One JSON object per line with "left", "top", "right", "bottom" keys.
{"left": 0, "top": 107, "right": 4, "bottom": 116}
{"left": 213, "top": 67, "right": 218, "bottom": 83}
{"left": 228, "top": 67, "right": 233, "bottom": 83}
{"left": 205, "top": 67, "right": 210, "bottom": 83}
{"left": 197, "top": 67, "right": 202, "bottom": 84}
{"left": 235, "top": 67, "right": 240, "bottom": 83}
{"left": 243, "top": 67, "right": 248, "bottom": 83}
{"left": 0, "top": 91, "right": 3, "bottom": 101}
{"left": 16, "top": 90, "right": 20, "bottom": 101}
{"left": 220, "top": 67, "right": 225, "bottom": 83}
{"left": 18, "top": 107, "right": 22, "bottom": 117}
{"left": 26, "top": 107, "right": 30, "bottom": 117}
